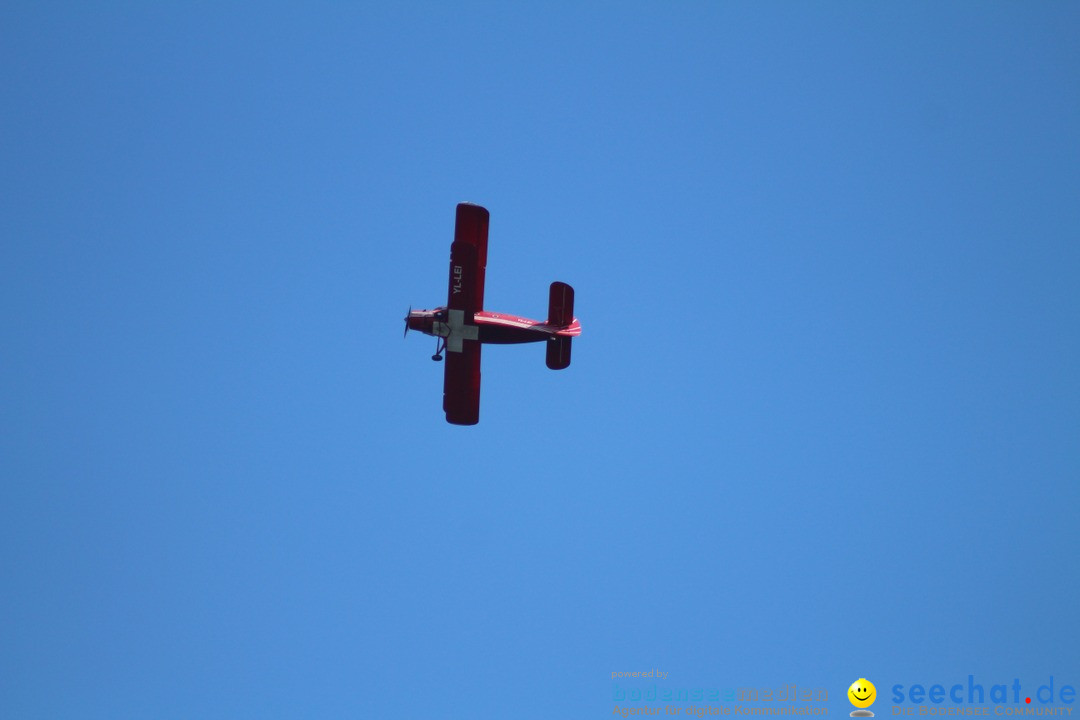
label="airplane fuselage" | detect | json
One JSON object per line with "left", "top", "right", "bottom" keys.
{"left": 407, "top": 307, "right": 581, "bottom": 347}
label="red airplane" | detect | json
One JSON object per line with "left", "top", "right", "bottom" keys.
{"left": 404, "top": 203, "right": 581, "bottom": 425}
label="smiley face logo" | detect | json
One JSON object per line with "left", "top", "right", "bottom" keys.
{"left": 848, "top": 678, "right": 876, "bottom": 709}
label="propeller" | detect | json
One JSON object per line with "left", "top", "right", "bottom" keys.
{"left": 403, "top": 305, "right": 411, "bottom": 338}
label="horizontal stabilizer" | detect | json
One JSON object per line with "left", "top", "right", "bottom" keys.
{"left": 546, "top": 336, "right": 572, "bottom": 370}
{"left": 547, "top": 281, "right": 574, "bottom": 327}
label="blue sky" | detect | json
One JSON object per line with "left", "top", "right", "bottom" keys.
{"left": 2, "top": 3, "right": 1078, "bottom": 718}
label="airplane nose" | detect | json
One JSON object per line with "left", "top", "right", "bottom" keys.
{"left": 404, "top": 309, "right": 435, "bottom": 335}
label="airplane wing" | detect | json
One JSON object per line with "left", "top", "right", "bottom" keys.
{"left": 443, "top": 338, "right": 481, "bottom": 425}
{"left": 448, "top": 203, "right": 488, "bottom": 313}
{"left": 447, "top": 240, "right": 478, "bottom": 315}
{"left": 441, "top": 203, "right": 487, "bottom": 425}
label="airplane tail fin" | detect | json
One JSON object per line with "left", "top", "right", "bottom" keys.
{"left": 547, "top": 281, "right": 574, "bottom": 327}
{"left": 546, "top": 336, "right": 572, "bottom": 370}
{"left": 546, "top": 281, "right": 574, "bottom": 370}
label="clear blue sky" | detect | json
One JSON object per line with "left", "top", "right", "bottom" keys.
{"left": 2, "top": 3, "right": 1078, "bottom": 718}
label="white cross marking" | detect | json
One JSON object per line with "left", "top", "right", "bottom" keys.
{"left": 435, "top": 309, "right": 478, "bottom": 353}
